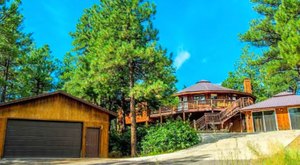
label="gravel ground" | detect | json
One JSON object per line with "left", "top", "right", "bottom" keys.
{"left": 1, "top": 130, "right": 300, "bottom": 165}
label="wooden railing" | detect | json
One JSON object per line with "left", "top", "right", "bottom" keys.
{"left": 194, "top": 97, "right": 254, "bottom": 130}
{"left": 151, "top": 99, "right": 238, "bottom": 115}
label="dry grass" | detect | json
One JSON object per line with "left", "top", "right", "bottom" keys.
{"left": 216, "top": 135, "right": 300, "bottom": 165}
{"left": 250, "top": 135, "right": 300, "bottom": 165}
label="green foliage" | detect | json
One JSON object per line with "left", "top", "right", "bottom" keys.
{"left": 222, "top": 47, "right": 268, "bottom": 101}
{"left": 0, "top": 0, "right": 58, "bottom": 102}
{"left": 109, "top": 126, "right": 147, "bottom": 157}
{"left": 61, "top": 0, "right": 177, "bottom": 155}
{"left": 17, "top": 45, "right": 58, "bottom": 97}
{"left": 0, "top": 0, "right": 30, "bottom": 102}
{"left": 224, "top": 0, "right": 300, "bottom": 100}
{"left": 61, "top": 0, "right": 177, "bottom": 110}
{"left": 141, "top": 120, "right": 200, "bottom": 155}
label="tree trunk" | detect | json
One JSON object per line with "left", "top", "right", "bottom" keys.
{"left": 36, "top": 80, "right": 40, "bottom": 96}
{"left": 121, "top": 94, "right": 126, "bottom": 132}
{"left": 129, "top": 61, "right": 137, "bottom": 157}
{"left": 1, "top": 59, "right": 10, "bottom": 103}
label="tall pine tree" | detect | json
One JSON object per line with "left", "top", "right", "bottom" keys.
{"left": 223, "top": 0, "right": 300, "bottom": 99}
{"left": 62, "top": 0, "right": 176, "bottom": 156}
{"left": 18, "top": 45, "right": 58, "bottom": 97}
{"left": 0, "top": 0, "right": 58, "bottom": 102}
{"left": 0, "top": 0, "right": 32, "bottom": 102}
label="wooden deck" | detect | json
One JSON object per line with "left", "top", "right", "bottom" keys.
{"left": 150, "top": 99, "right": 240, "bottom": 117}
{"left": 194, "top": 97, "right": 254, "bottom": 130}
{"left": 125, "top": 97, "right": 254, "bottom": 124}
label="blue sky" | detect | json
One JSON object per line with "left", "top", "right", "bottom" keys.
{"left": 21, "top": 0, "right": 258, "bottom": 90}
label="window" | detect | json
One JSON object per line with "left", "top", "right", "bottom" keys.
{"left": 210, "top": 94, "right": 217, "bottom": 99}
{"left": 178, "top": 96, "right": 188, "bottom": 111}
{"left": 232, "top": 94, "right": 237, "bottom": 100}
{"left": 253, "top": 112, "right": 264, "bottom": 132}
{"left": 253, "top": 110, "right": 277, "bottom": 132}
{"left": 193, "top": 95, "right": 205, "bottom": 101}
{"left": 289, "top": 107, "right": 300, "bottom": 129}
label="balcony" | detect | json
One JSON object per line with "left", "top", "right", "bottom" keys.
{"left": 125, "top": 97, "right": 254, "bottom": 124}
{"left": 150, "top": 98, "right": 254, "bottom": 117}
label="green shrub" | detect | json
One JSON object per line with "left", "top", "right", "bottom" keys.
{"left": 109, "top": 126, "right": 148, "bottom": 157}
{"left": 141, "top": 120, "right": 200, "bottom": 155}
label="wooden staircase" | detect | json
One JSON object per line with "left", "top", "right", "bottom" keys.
{"left": 194, "top": 97, "right": 253, "bottom": 130}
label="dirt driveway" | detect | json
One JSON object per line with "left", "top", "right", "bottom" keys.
{"left": 1, "top": 130, "right": 299, "bottom": 165}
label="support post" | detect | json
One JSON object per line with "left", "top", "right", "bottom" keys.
{"left": 240, "top": 112, "right": 243, "bottom": 133}
{"left": 183, "top": 104, "right": 186, "bottom": 122}
{"left": 193, "top": 119, "right": 197, "bottom": 130}
{"left": 159, "top": 107, "right": 162, "bottom": 124}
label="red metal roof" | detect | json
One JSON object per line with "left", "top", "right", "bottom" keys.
{"left": 241, "top": 92, "right": 300, "bottom": 111}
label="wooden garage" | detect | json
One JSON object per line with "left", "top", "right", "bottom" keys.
{"left": 0, "top": 91, "right": 116, "bottom": 158}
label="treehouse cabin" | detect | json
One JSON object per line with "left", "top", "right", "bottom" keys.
{"left": 125, "top": 79, "right": 256, "bottom": 132}
{"left": 241, "top": 91, "right": 300, "bottom": 133}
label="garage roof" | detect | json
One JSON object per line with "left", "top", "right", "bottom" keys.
{"left": 241, "top": 91, "right": 300, "bottom": 111}
{"left": 0, "top": 91, "right": 117, "bottom": 117}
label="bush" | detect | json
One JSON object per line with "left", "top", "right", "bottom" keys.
{"left": 109, "top": 126, "right": 148, "bottom": 157}
{"left": 141, "top": 120, "right": 200, "bottom": 155}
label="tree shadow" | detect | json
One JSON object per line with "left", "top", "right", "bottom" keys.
{"left": 199, "top": 132, "right": 258, "bottom": 145}
{"left": 92, "top": 155, "right": 211, "bottom": 165}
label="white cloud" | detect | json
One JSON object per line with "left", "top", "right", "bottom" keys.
{"left": 174, "top": 50, "right": 190, "bottom": 70}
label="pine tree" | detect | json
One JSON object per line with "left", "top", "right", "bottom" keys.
{"left": 0, "top": 0, "right": 32, "bottom": 102}
{"left": 62, "top": 0, "right": 176, "bottom": 156}
{"left": 18, "top": 45, "right": 58, "bottom": 97}
{"left": 0, "top": 0, "right": 58, "bottom": 102}
{"left": 222, "top": 47, "right": 268, "bottom": 101}
{"left": 224, "top": 0, "right": 300, "bottom": 98}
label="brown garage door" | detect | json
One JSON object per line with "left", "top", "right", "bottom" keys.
{"left": 4, "top": 119, "right": 82, "bottom": 158}
{"left": 86, "top": 128, "right": 100, "bottom": 157}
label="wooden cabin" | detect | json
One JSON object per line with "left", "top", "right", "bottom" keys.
{"left": 0, "top": 91, "right": 116, "bottom": 158}
{"left": 126, "top": 79, "right": 255, "bottom": 132}
{"left": 241, "top": 91, "right": 300, "bottom": 132}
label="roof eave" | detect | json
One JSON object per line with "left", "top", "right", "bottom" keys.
{"left": 0, "top": 90, "right": 117, "bottom": 118}
{"left": 175, "top": 90, "right": 255, "bottom": 98}
{"left": 241, "top": 104, "right": 300, "bottom": 112}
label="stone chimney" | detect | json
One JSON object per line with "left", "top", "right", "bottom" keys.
{"left": 243, "top": 78, "right": 252, "bottom": 94}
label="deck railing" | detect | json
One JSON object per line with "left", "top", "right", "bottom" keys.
{"left": 194, "top": 97, "right": 254, "bottom": 130}
{"left": 151, "top": 99, "right": 241, "bottom": 115}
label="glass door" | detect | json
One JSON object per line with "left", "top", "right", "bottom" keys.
{"left": 263, "top": 111, "right": 277, "bottom": 131}
{"left": 253, "top": 110, "right": 277, "bottom": 132}
{"left": 183, "top": 96, "right": 188, "bottom": 111}
{"left": 289, "top": 108, "right": 300, "bottom": 129}
{"left": 178, "top": 96, "right": 188, "bottom": 111}
{"left": 253, "top": 112, "right": 264, "bottom": 132}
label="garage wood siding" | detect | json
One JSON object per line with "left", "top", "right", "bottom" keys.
{"left": 4, "top": 120, "right": 82, "bottom": 158}
{"left": 276, "top": 108, "right": 291, "bottom": 130}
{"left": 0, "top": 94, "right": 110, "bottom": 158}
